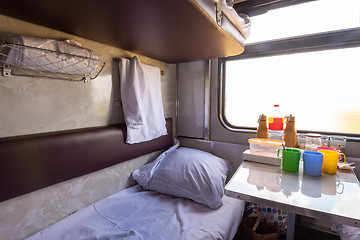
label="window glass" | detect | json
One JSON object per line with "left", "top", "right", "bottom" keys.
{"left": 224, "top": 0, "right": 360, "bottom": 135}
{"left": 225, "top": 47, "right": 360, "bottom": 134}
{"left": 246, "top": 0, "right": 360, "bottom": 43}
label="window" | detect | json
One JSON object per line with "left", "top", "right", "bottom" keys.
{"left": 221, "top": 0, "right": 360, "bottom": 136}
{"left": 246, "top": 0, "right": 360, "bottom": 44}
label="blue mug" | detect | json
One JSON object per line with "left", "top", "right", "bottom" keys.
{"left": 303, "top": 151, "right": 324, "bottom": 177}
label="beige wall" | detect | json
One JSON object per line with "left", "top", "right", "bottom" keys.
{"left": 0, "top": 14, "right": 177, "bottom": 239}
{"left": 0, "top": 14, "right": 177, "bottom": 138}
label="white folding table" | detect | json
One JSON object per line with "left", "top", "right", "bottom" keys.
{"left": 225, "top": 160, "right": 360, "bottom": 239}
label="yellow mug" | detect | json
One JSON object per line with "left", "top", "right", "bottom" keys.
{"left": 318, "top": 149, "right": 346, "bottom": 175}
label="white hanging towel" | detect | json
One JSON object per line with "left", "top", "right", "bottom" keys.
{"left": 119, "top": 56, "right": 167, "bottom": 144}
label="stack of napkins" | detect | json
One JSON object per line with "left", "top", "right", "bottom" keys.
{"left": 243, "top": 149, "right": 281, "bottom": 166}
{"left": 338, "top": 162, "right": 355, "bottom": 170}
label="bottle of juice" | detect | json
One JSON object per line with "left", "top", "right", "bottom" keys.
{"left": 256, "top": 114, "right": 268, "bottom": 139}
{"left": 268, "top": 105, "right": 284, "bottom": 140}
{"left": 268, "top": 105, "right": 284, "bottom": 131}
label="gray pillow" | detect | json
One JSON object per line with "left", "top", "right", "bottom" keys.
{"left": 133, "top": 146, "right": 231, "bottom": 209}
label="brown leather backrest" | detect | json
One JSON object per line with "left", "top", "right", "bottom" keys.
{"left": 0, "top": 119, "right": 173, "bottom": 202}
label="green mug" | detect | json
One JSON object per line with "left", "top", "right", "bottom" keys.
{"left": 277, "top": 148, "right": 301, "bottom": 172}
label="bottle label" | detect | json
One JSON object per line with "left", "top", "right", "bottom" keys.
{"left": 269, "top": 117, "right": 284, "bottom": 130}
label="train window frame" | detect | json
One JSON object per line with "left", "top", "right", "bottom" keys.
{"left": 218, "top": 27, "right": 360, "bottom": 139}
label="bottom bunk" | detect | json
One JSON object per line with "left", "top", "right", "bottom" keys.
{"left": 26, "top": 140, "right": 246, "bottom": 239}
{"left": 27, "top": 184, "right": 245, "bottom": 240}
{"left": 0, "top": 118, "right": 246, "bottom": 239}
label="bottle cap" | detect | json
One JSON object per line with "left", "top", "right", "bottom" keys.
{"left": 286, "top": 115, "right": 295, "bottom": 122}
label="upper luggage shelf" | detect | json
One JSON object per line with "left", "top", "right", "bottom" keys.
{"left": 0, "top": 0, "right": 250, "bottom": 63}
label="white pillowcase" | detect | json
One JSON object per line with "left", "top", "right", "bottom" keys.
{"left": 132, "top": 145, "right": 231, "bottom": 209}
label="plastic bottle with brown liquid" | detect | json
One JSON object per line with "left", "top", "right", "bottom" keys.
{"left": 284, "top": 115, "right": 297, "bottom": 147}
{"left": 256, "top": 114, "right": 268, "bottom": 139}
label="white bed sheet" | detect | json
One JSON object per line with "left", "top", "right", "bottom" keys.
{"left": 27, "top": 185, "right": 245, "bottom": 240}
{"left": 332, "top": 223, "right": 360, "bottom": 240}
